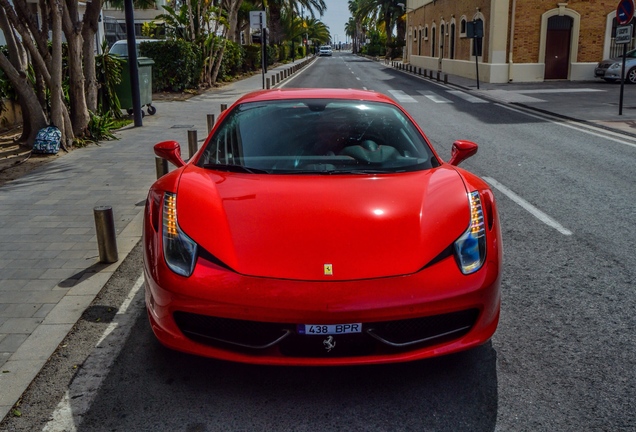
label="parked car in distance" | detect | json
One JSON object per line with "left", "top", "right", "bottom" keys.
{"left": 109, "top": 38, "right": 161, "bottom": 57}
{"left": 595, "top": 49, "right": 636, "bottom": 83}
{"left": 144, "top": 88, "right": 503, "bottom": 366}
{"left": 319, "top": 45, "right": 333, "bottom": 56}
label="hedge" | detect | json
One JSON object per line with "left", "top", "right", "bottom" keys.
{"left": 139, "top": 40, "right": 202, "bottom": 92}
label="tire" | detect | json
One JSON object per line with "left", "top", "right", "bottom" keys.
{"left": 628, "top": 67, "right": 636, "bottom": 84}
{"left": 147, "top": 105, "right": 157, "bottom": 115}
{"left": 126, "top": 108, "right": 134, "bottom": 115}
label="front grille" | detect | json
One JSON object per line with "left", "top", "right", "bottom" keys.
{"left": 173, "top": 308, "right": 480, "bottom": 357}
{"left": 367, "top": 309, "right": 479, "bottom": 346}
{"left": 173, "top": 312, "right": 293, "bottom": 349}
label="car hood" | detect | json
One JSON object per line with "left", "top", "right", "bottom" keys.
{"left": 176, "top": 166, "right": 470, "bottom": 281}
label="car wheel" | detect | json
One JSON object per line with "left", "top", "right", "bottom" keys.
{"left": 628, "top": 67, "right": 636, "bottom": 84}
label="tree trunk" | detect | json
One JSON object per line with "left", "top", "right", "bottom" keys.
{"left": 0, "top": 53, "right": 48, "bottom": 146}
{"left": 63, "top": 0, "right": 89, "bottom": 136}
{"left": 49, "top": 0, "right": 65, "bottom": 138}
{"left": 210, "top": 40, "right": 227, "bottom": 85}
{"left": 82, "top": 0, "right": 102, "bottom": 114}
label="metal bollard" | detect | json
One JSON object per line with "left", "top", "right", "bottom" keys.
{"left": 187, "top": 129, "right": 198, "bottom": 158}
{"left": 221, "top": 103, "right": 228, "bottom": 112}
{"left": 207, "top": 114, "right": 215, "bottom": 133}
{"left": 444, "top": 74, "right": 448, "bottom": 84}
{"left": 155, "top": 157, "right": 168, "bottom": 179}
{"left": 94, "top": 206, "right": 118, "bottom": 263}
{"left": 266, "top": 77, "right": 271, "bottom": 89}
{"left": 436, "top": 71, "right": 440, "bottom": 81}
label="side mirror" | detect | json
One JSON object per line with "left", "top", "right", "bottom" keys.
{"left": 154, "top": 141, "right": 185, "bottom": 168}
{"left": 448, "top": 140, "right": 478, "bottom": 166}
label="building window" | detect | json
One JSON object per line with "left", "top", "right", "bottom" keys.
{"left": 460, "top": 18, "right": 467, "bottom": 37}
{"left": 432, "top": 26, "right": 436, "bottom": 57}
{"left": 450, "top": 23, "right": 456, "bottom": 59}
{"left": 471, "top": 19, "right": 484, "bottom": 57}
{"left": 424, "top": 26, "right": 429, "bottom": 41}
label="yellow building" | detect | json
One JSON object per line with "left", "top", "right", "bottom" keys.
{"left": 404, "top": 0, "right": 629, "bottom": 82}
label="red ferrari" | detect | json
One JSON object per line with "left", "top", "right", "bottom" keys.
{"left": 143, "top": 88, "right": 502, "bottom": 366}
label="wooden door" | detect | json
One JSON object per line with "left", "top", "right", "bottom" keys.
{"left": 545, "top": 16, "right": 572, "bottom": 79}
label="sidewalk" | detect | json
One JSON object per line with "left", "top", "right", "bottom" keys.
{"left": 2, "top": 54, "right": 635, "bottom": 421}
{"left": 0, "top": 59, "right": 312, "bottom": 421}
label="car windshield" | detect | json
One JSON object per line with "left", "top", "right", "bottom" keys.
{"left": 197, "top": 99, "right": 439, "bottom": 174}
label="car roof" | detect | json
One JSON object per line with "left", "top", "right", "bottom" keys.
{"left": 234, "top": 88, "right": 397, "bottom": 105}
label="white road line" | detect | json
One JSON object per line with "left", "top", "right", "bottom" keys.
{"left": 484, "top": 177, "right": 573, "bottom": 236}
{"left": 515, "top": 88, "right": 605, "bottom": 94}
{"left": 388, "top": 90, "right": 418, "bottom": 103}
{"left": 495, "top": 103, "right": 636, "bottom": 149}
{"left": 424, "top": 94, "right": 452, "bottom": 104}
{"left": 43, "top": 274, "right": 146, "bottom": 432}
{"left": 447, "top": 90, "right": 489, "bottom": 103}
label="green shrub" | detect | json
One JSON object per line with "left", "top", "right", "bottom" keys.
{"left": 139, "top": 40, "right": 202, "bottom": 92}
{"left": 267, "top": 45, "right": 278, "bottom": 66}
{"left": 243, "top": 45, "right": 261, "bottom": 72}
{"left": 218, "top": 40, "right": 244, "bottom": 81}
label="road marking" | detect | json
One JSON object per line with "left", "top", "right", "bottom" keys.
{"left": 495, "top": 103, "right": 636, "bottom": 149}
{"left": 484, "top": 177, "right": 573, "bottom": 236}
{"left": 421, "top": 93, "right": 452, "bottom": 104}
{"left": 43, "top": 274, "right": 146, "bottom": 432}
{"left": 515, "top": 88, "right": 605, "bottom": 94}
{"left": 388, "top": 90, "right": 418, "bottom": 103}
{"left": 447, "top": 90, "right": 489, "bottom": 103}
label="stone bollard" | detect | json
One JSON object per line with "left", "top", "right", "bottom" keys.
{"left": 187, "top": 129, "right": 198, "bottom": 159}
{"left": 155, "top": 157, "right": 168, "bottom": 179}
{"left": 94, "top": 206, "right": 118, "bottom": 263}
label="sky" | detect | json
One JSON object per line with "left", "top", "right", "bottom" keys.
{"left": 319, "top": 0, "right": 351, "bottom": 43}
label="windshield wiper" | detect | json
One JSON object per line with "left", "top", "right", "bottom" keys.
{"left": 202, "top": 163, "right": 268, "bottom": 174}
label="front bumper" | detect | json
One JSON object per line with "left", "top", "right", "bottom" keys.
{"left": 144, "top": 251, "right": 501, "bottom": 366}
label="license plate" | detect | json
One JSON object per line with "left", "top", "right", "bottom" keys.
{"left": 297, "top": 323, "right": 362, "bottom": 335}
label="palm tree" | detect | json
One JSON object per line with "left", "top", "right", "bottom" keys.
{"left": 351, "top": 0, "right": 404, "bottom": 59}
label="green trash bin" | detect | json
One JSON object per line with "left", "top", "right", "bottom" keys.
{"left": 115, "top": 57, "right": 156, "bottom": 116}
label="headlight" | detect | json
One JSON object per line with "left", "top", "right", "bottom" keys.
{"left": 454, "top": 191, "right": 486, "bottom": 274}
{"left": 162, "top": 192, "right": 198, "bottom": 277}
{"left": 608, "top": 62, "right": 621, "bottom": 70}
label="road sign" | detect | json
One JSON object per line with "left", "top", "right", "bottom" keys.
{"left": 616, "top": 25, "right": 633, "bottom": 43}
{"left": 249, "top": 11, "right": 266, "bottom": 29}
{"left": 617, "top": 0, "right": 635, "bottom": 25}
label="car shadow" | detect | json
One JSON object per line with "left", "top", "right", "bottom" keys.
{"left": 79, "top": 312, "right": 498, "bottom": 432}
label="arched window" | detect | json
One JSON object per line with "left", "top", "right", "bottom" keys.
{"left": 450, "top": 23, "right": 456, "bottom": 59}
{"left": 471, "top": 18, "right": 484, "bottom": 57}
{"left": 460, "top": 18, "right": 467, "bottom": 37}
{"left": 432, "top": 26, "right": 436, "bottom": 57}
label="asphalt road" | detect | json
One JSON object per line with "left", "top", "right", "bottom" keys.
{"left": 2, "top": 52, "right": 634, "bottom": 431}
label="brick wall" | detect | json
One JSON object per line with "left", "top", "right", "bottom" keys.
{"left": 409, "top": 0, "right": 619, "bottom": 65}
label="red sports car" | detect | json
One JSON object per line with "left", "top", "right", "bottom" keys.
{"left": 143, "top": 88, "right": 502, "bottom": 366}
